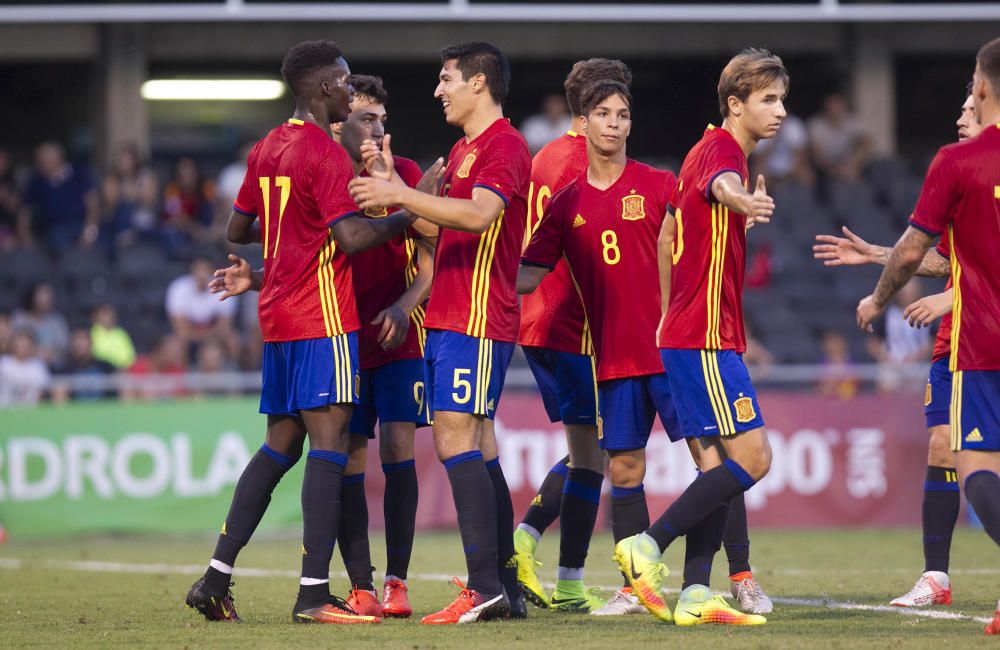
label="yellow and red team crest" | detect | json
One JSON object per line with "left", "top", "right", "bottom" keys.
{"left": 364, "top": 206, "right": 389, "bottom": 218}
{"left": 621, "top": 192, "right": 646, "bottom": 221}
{"left": 733, "top": 396, "right": 756, "bottom": 423}
{"left": 456, "top": 152, "right": 477, "bottom": 179}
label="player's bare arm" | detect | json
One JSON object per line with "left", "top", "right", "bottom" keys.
{"left": 348, "top": 176, "right": 505, "bottom": 234}
{"left": 903, "top": 288, "right": 953, "bottom": 328}
{"left": 712, "top": 172, "right": 774, "bottom": 225}
{"left": 856, "top": 226, "right": 936, "bottom": 330}
{"left": 331, "top": 210, "right": 417, "bottom": 255}
{"left": 372, "top": 237, "right": 435, "bottom": 350}
{"left": 226, "top": 210, "right": 262, "bottom": 245}
{"left": 517, "top": 263, "right": 550, "bottom": 295}
{"left": 657, "top": 211, "right": 676, "bottom": 314}
{"left": 814, "top": 226, "right": 949, "bottom": 277}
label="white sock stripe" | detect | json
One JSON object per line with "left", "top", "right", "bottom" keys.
{"left": 209, "top": 559, "right": 234, "bottom": 574}
{"left": 299, "top": 577, "right": 330, "bottom": 586}
{"left": 517, "top": 523, "right": 542, "bottom": 542}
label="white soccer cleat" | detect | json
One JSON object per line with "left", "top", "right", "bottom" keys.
{"left": 890, "top": 571, "right": 952, "bottom": 607}
{"left": 589, "top": 587, "right": 648, "bottom": 616}
{"left": 730, "top": 576, "right": 774, "bottom": 614}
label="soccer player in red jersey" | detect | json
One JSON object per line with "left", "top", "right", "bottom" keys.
{"left": 813, "top": 91, "right": 981, "bottom": 608}
{"left": 513, "top": 58, "right": 632, "bottom": 615}
{"left": 349, "top": 42, "right": 531, "bottom": 624}
{"left": 614, "top": 49, "right": 784, "bottom": 625}
{"left": 184, "top": 41, "right": 419, "bottom": 626}
{"left": 856, "top": 37, "right": 1000, "bottom": 633}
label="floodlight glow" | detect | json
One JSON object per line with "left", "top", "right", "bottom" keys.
{"left": 141, "top": 79, "right": 285, "bottom": 101}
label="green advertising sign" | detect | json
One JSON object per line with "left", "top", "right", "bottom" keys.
{"left": 0, "top": 399, "right": 303, "bottom": 539}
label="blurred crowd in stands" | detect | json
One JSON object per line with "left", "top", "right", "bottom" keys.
{"left": 0, "top": 92, "right": 942, "bottom": 405}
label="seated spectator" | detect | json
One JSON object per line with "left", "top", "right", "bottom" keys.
{"left": 808, "top": 93, "right": 872, "bottom": 182}
{"left": 817, "top": 329, "right": 861, "bottom": 399}
{"left": 18, "top": 141, "right": 99, "bottom": 253}
{"left": 0, "top": 312, "right": 13, "bottom": 356}
{"left": 520, "top": 93, "right": 573, "bottom": 154}
{"left": 193, "top": 336, "right": 239, "bottom": 397}
{"left": 121, "top": 334, "right": 188, "bottom": 401}
{"left": 12, "top": 282, "right": 69, "bottom": 366}
{"left": 0, "top": 148, "right": 22, "bottom": 251}
{"left": 751, "top": 112, "right": 814, "bottom": 187}
{"left": 868, "top": 279, "right": 932, "bottom": 393}
{"left": 50, "top": 328, "right": 114, "bottom": 403}
{"left": 215, "top": 142, "right": 253, "bottom": 239}
{"left": 743, "top": 322, "right": 774, "bottom": 370}
{"left": 103, "top": 142, "right": 160, "bottom": 250}
{"left": 166, "top": 255, "right": 238, "bottom": 360}
{"left": 89, "top": 303, "right": 136, "bottom": 369}
{"left": 161, "top": 157, "right": 216, "bottom": 252}
{"left": 0, "top": 330, "right": 51, "bottom": 407}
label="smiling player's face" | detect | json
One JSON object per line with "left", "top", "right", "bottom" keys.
{"left": 736, "top": 79, "right": 787, "bottom": 141}
{"left": 583, "top": 93, "right": 631, "bottom": 157}
{"left": 434, "top": 60, "right": 476, "bottom": 127}
{"left": 339, "top": 97, "right": 386, "bottom": 162}
{"left": 325, "top": 58, "right": 354, "bottom": 124}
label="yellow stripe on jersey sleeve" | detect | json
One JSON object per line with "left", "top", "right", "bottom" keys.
{"left": 949, "top": 226, "right": 962, "bottom": 374}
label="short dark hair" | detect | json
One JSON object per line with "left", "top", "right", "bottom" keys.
{"left": 564, "top": 59, "right": 632, "bottom": 117}
{"left": 717, "top": 48, "right": 789, "bottom": 118}
{"left": 439, "top": 41, "right": 510, "bottom": 105}
{"left": 977, "top": 37, "right": 1000, "bottom": 97}
{"left": 349, "top": 74, "right": 388, "bottom": 106}
{"left": 580, "top": 80, "right": 632, "bottom": 116}
{"left": 281, "top": 40, "right": 344, "bottom": 99}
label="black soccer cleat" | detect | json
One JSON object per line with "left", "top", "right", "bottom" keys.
{"left": 185, "top": 577, "right": 241, "bottom": 622}
{"left": 508, "top": 589, "right": 528, "bottom": 619}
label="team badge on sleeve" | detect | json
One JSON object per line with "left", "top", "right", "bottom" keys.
{"left": 364, "top": 206, "right": 389, "bottom": 218}
{"left": 734, "top": 396, "right": 756, "bottom": 423}
{"left": 456, "top": 152, "right": 477, "bottom": 179}
{"left": 621, "top": 192, "right": 646, "bottom": 221}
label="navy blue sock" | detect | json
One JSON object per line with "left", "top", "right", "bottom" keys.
{"left": 337, "top": 472, "right": 374, "bottom": 591}
{"left": 723, "top": 493, "right": 751, "bottom": 576}
{"left": 445, "top": 451, "right": 500, "bottom": 595}
{"left": 647, "top": 460, "right": 755, "bottom": 553}
{"left": 611, "top": 484, "right": 649, "bottom": 588}
{"left": 682, "top": 500, "right": 731, "bottom": 589}
{"left": 559, "top": 468, "right": 603, "bottom": 570}
{"left": 299, "top": 450, "right": 347, "bottom": 599}
{"left": 207, "top": 445, "right": 297, "bottom": 595}
{"left": 965, "top": 471, "right": 1000, "bottom": 548}
{"left": 486, "top": 458, "right": 518, "bottom": 599}
{"left": 923, "top": 466, "right": 960, "bottom": 573}
{"left": 522, "top": 455, "right": 569, "bottom": 534}
{"left": 383, "top": 460, "right": 418, "bottom": 580}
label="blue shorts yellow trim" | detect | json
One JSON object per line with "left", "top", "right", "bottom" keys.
{"left": 260, "top": 333, "right": 359, "bottom": 415}
{"left": 424, "top": 330, "right": 514, "bottom": 420}
{"left": 925, "top": 357, "right": 952, "bottom": 429}
{"left": 660, "top": 348, "right": 764, "bottom": 438}
{"left": 349, "top": 358, "right": 432, "bottom": 438}
{"left": 523, "top": 346, "right": 598, "bottom": 425}
{"left": 597, "top": 373, "right": 683, "bottom": 451}
{"left": 950, "top": 369, "right": 1000, "bottom": 452}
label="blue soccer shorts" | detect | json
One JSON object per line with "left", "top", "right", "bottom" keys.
{"left": 660, "top": 348, "right": 765, "bottom": 438}
{"left": 950, "top": 369, "right": 1000, "bottom": 452}
{"left": 597, "top": 372, "right": 683, "bottom": 451}
{"left": 423, "top": 330, "right": 514, "bottom": 420}
{"left": 260, "top": 333, "right": 360, "bottom": 415}
{"left": 523, "top": 346, "right": 598, "bottom": 426}
{"left": 349, "top": 358, "right": 432, "bottom": 438}
{"left": 924, "top": 357, "right": 952, "bottom": 429}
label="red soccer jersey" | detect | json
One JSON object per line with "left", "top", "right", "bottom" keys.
{"left": 931, "top": 235, "right": 952, "bottom": 363}
{"left": 234, "top": 119, "right": 360, "bottom": 342}
{"left": 659, "top": 125, "right": 749, "bottom": 352}
{"left": 522, "top": 160, "right": 677, "bottom": 382}
{"left": 909, "top": 125, "right": 1000, "bottom": 371}
{"left": 423, "top": 118, "right": 531, "bottom": 342}
{"left": 518, "top": 131, "right": 592, "bottom": 355}
{"left": 352, "top": 156, "right": 425, "bottom": 369}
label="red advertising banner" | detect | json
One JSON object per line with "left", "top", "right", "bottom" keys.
{"left": 360, "top": 390, "right": 931, "bottom": 529}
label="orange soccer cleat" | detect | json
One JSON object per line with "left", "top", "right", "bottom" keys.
{"left": 420, "top": 578, "right": 509, "bottom": 625}
{"left": 985, "top": 601, "right": 1000, "bottom": 635}
{"left": 293, "top": 595, "right": 381, "bottom": 625}
{"left": 347, "top": 587, "right": 385, "bottom": 618}
{"left": 382, "top": 579, "right": 413, "bottom": 618}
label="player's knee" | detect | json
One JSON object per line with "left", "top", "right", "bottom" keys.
{"left": 379, "top": 431, "right": 415, "bottom": 464}
{"left": 608, "top": 452, "right": 645, "bottom": 487}
{"left": 927, "top": 426, "right": 954, "bottom": 467}
{"left": 745, "top": 442, "right": 772, "bottom": 481}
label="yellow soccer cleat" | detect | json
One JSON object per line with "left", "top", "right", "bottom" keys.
{"left": 513, "top": 528, "right": 549, "bottom": 608}
{"left": 673, "top": 585, "right": 767, "bottom": 626}
{"left": 614, "top": 533, "right": 672, "bottom": 622}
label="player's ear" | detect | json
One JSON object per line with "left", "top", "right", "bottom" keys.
{"left": 727, "top": 95, "right": 742, "bottom": 118}
{"left": 471, "top": 72, "right": 486, "bottom": 93}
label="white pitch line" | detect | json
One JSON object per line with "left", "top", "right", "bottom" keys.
{"left": 0, "top": 557, "right": 993, "bottom": 625}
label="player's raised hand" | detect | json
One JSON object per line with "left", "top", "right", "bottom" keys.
{"left": 747, "top": 175, "right": 774, "bottom": 228}
{"left": 902, "top": 291, "right": 952, "bottom": 328}
{"left": 361, "top": 134, "right": 395, "bottom": 181}
{"left": 372, "top": 303, "right": 410, "bottom": 350}
{"left": 209, "top": 254, "right": 252, "bottom": 301}
{"left": 813, "top": 227, "right": 874, "bottom": 266}
{"left": 349, "top": 176, "right": 398, "bottom": 211}
{"left": 417, "top": 157, "right": 446, "bottom": 196}
{"left": 856, "top": 294, "right": 884, "bottom": 333}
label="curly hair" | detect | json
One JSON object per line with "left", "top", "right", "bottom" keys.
{"left": 281, "top": 40, "right": 344, "bottom": 99}
{"left": 349, "top": 74, "right": 388, "bottom": 106}
{"left": 564, "top": 59, "right": 632, "bottom": 117}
